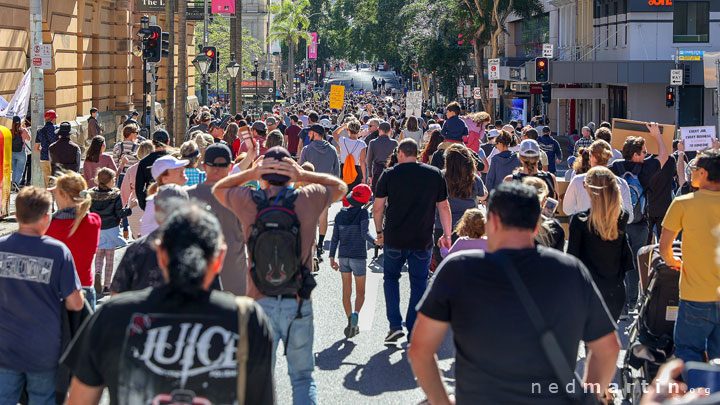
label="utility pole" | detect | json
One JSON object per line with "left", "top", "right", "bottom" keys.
{"left": 165, "top": 0, "right": 174, "bottom": 142}
{"left": 29, "top": 0, "right": 43, "bottom": 187}
{"left": 675, "top": 48, "right": 680, "bottom": 131}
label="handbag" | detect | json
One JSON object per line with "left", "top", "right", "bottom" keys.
{"left": 488, "top": 252, "right": 604, "bottom": 405}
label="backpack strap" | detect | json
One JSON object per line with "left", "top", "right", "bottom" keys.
{"left": 235, "top": 296, "right": 254, "bottom": 405}
{"left": 276, "top": 186, "right": 298, "bottom": 210}
{"left": 251, "top": 189, "right": 270, "bottom": 211}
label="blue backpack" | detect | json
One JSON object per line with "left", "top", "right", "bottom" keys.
{"left": 621, "top": 164, "right": 647, "bottom": 224}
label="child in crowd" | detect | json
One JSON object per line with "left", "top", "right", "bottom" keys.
{"left": 329, "top": 184, "right": 376, "bottom": 338}
{"left": 89, "top": 168, "right": 133, "bottom": 294}
{"left": 441, "top": 208, "right": 487, "bottom": 257}
{"left": 180, "top": 140, "right": 206, "bottom": 186}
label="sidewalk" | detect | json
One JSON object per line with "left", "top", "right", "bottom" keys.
{"left": 0, "top": 193, "right": 18, "bottom": 237}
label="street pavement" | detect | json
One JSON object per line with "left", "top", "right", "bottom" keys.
{"left": 323, "top": 69, "right": 402, "bottom": 93}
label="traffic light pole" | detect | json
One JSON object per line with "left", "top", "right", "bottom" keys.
{"left": 150, "top": 63, "right": 157, "bottom": 135}
{"left": 142, "top": 59, "right": 148, "bottom": 133}
{"left": 675, "top": 48, "right": 680, "bottom": 132}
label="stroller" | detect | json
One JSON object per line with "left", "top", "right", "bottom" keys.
{"left": 621, "top": 241, "right": 682, "bottom": 403}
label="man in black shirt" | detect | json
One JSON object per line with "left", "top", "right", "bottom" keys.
{"left": 411, "top": 182, "right": 620, "bottom": 404}
{"left": 135, "top": 130, "right": 170, "bottom": 210}
{"left": 373, "top": 139, "right": 452, "bottom": 344}
{"left": 62, "top": 204, "right": 274, "bottom": 404}
{"left": 609, "top": 123, "right": 672, "bottom": 310}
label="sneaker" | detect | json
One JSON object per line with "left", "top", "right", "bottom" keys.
{"left": 312, "top": 257, "right": 319, "bottom": 273}
{"left": 102, "top": 286, "right": 110, "bottom": 295}
{"left": 384, "top": 328, "right": 405, "bottom": 344}
{"left": 350, "top": 313, "right": 359, "bottom": 337}
{"left": 344, "top": 316, "right": 353, "bottom": 338}
{"left": 316, "top": 246, "right": 324, "bottom": 263}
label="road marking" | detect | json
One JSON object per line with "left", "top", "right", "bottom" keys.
{"left": 358, "top": 260, "right": 383, "bottom": 331}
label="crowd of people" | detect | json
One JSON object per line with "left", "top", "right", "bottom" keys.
{"left": 2, "top": 84, "right": 720, "bottom": 405}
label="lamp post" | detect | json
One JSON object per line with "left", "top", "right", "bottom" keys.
{"left": 192, "top": 53, "right": 212, "bottom": 106}
{"left": 226, "top": 53, "right": 241, "bottom": 115}
{"left": 253, "top": 58, "right": 259, "bottom": 112}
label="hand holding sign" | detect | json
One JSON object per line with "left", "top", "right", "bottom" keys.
{"left": 680, "top": 126, "right": 716, "bottom": 152}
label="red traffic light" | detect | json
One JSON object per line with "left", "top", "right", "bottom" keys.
{"left": 149, "top": 32, "right": 159, "bottom": 40}
{"left": 537, "top": 60, "right": 546, "bottom": 68}
{"left": 205, "top": 49, "right": 215, "bottom": 58}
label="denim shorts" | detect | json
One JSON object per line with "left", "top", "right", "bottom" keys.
{"left": 339, "top": 257, "right": 366, "bottom": 277}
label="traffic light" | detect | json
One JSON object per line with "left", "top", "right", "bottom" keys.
{"left": 535, "top": 57, "right": 549, "bottom": 83}
{"left": 412, "top": 73, "right": 418, "bottom": 80}
{"left": 269, "top": 71, "right": 275, "bottom": 80}
{"left": 541, "top": 84, "right": 552, "bottom": 104}
{"left": 161, "top": 32, "right": 169, "bottom": 59}
{"left": 666, "top": 86, "right": 675, "bottom": 107}
{"left": 261, "top": 70, "right": 266, "bottom": 80}
{"left": 143, "top": 25, "right": 162, "bottom": 63}
{"left": 300, "top": 73, "right": 306, "bottom": 83}
{"left": 202, "top": 46, "right": 218, "bottom": 73}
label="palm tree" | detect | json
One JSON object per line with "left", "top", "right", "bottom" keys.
{"left": 268, "top": 0, "right": 311, "bottom": 100}
{"left": 174, "top": 0, "right": 187, "bottom": 144}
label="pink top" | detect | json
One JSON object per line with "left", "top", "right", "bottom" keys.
{"left": 120, "top": 162, "right": 139, "bottom": 206}
{"left": 441, "top": 237, "right": 488, "bottom": 258}
{"left": 82, "top": 153, "right": 117, "bottom": 188}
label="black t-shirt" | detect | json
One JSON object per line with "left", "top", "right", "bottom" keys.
{"left": 61, "top": 286, "right": 274, "bottom": 405}
{"left": 375, "top": 162, "right": 448, "bottom": 250}
{"left": 418, "top": 246, "right": 615, "bottom": 404}
{"left": 609, "top": 155, "right": 676, "bottom": 218}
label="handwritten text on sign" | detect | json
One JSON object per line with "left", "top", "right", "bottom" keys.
{"left": 680, "top": 126, "right": 715, "bottom": 152}
{"left": 329, "top": 85, "right": 345, "bottom": 109}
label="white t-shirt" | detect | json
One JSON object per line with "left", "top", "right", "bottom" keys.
{"left": 338, "top": 137, "right": 366, "bottom": 163}
{"left": 562, "top": 172, "right": 634, "bottom": 223}
{"left": 401, "top": 129, "right": 424, "bottom": 146}
{"left": 140, "top": 196, "right": 159, "bottom": 236}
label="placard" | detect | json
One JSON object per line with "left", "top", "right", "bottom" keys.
{"left": 611, "top": 119, "right": 674, "bottom": 155}
{"left": 406, "top": 91, "right": 422, "bottom": 117}
{"left": 680, "top": 126, "right": 715, "bottom": 152}
{"left": 329, "top": 84, "right": 345, "bottom": 109}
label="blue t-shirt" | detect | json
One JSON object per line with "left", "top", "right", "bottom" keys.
{"left": 35, "top": 122, "right": 59, "bottom": 161}
{"left": 440, "top": 116, "right": 469, "bottom": 142}
{"left": 537, "top": 135, "right": 563, "bottom": 173}
{"left": 298, "top": 127, "right": 311, "bottom": 147}
{"left": 0, "top": 233, "right": 81, "bottom": 372}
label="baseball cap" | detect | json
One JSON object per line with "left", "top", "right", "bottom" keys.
{"left": 209, "top": 119, "right": 223, "bottom": 130}
{"left": 344, "top": 184, "right": 372, "bottom": 207}
{"left": 203, "top": 143, "right": 232, "bottom": 167}
{"left": 265, "top": 116, "right": 277, "bottom": 127}
{"left": 261, "top": 146, "right": 292, "bottom": 183}
{"left": 494, "top": 119, "right": 503, "bottom": 127}
{"left": 487, "top": 129, "right": 500, "bottom": 139}
{"left": 252, "top": 120, "right": 267, "bottom": 132}
{"left": 518, "top": 139, "right": 541, "bottom": 157}
{"left": 152, "top": 129, "right": 170, "bottom": 144}
{"left": 309, "top": 124, "right": 325, "bottom": 135}
{"left": 12, "top": 116, "right": 21, "bottom": 124}
{"left": 129, "top": 109, "right": 139, "bottom": 116}
{"left": 319, "top": 118, "right": 333, "bottom": 129}
{"left": 45, "top": 110, "right": 57, "bottom": 121}
{"left": 151, "top": 155, "right": 189, "bottom": 179}
{"left": 428, "top": 123, "right": 441, "bottom": 132}
{"left": 378, "top": 121, "right": 391, "bottom": 132}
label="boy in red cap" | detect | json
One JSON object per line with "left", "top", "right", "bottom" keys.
{"left": 329, "top": 184, "right": 376, "bottom": 338}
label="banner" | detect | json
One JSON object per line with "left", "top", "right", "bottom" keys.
{"left": 329, "top": 85, "right": 345, "bottom": 109}
{"left": 212, "top": 0, "right": 235, "bottom": 13}
{"left": 308, "top": 32, "right": 317, "bottom": 60}
{"left": 0, "top": 70, "right": 31, "bottom": 120}
{"left": 406, "top": 91, "right": 422, "bottom": 118}
{"left": 0, "top": 126, "right": 10, "bottom": 217}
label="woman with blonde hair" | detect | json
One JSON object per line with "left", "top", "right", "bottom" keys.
{"left": 567, "top": 166, "right": 633, "bottom": 320}
{"left": 46, "top": 172, "right": 102, "bottom": 306}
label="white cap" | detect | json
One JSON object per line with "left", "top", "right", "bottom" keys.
{"left": 151, "top": 155, "right": 189, "bottom": 179}
{"left": 428, "top": 123, "right": 441, "bottom": 132}
{"left": 487, "top": 129, "right": 500, "bottom": 139}
{"left": 320, "top": 118, "right": 333, "bottom": 129}
{"left": 518, "top": 139, "right": 541, "bottom": 157}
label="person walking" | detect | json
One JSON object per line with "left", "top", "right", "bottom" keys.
{"left": 10, "top": 116, "right": 30, "bottom": 191}
{"left": 214, "top": 146, "right": 347, "bottom": 405}
{"left": 567, "top": 166, "right": 634, "bottom": 321}
{"left": 140, "top": 155, "right": 189, "bottom": 236}
{"left": 329, "top": 184, "right": 376, "bottom": 339}
{"left": 135, "top": 129, "right": 171, "bottom": 210}
{"left": 180, "top": 140, "right": 207, "bottom": 186}
{"left": 62, "top": 204, "right": 275, "bottom": 405}
{"left": 89, "top": 168, "right": 133, "bottom": 295}
{"left": 119, "top": 140, "right": 154, "bottom": 238}
{"left": 82, "top": 135, "right": 117, "bottom": 188}
{"left": 486, "top": 130, "right": 520, "bottom": 192}
{"left": 49, "top": 121, "right": 81, "bottom": 174}
{"left": 537, "top": 126, "right": 563, "bottom": 174}
{"left": 574, "top": 125, "right": 594, "bottom": 156}
{"left": 332, "top": 119, "right": 367, "bottom": 190}
{"left": 399, "top": 116, "right": 424, "bottom": 147}
{"left": 87, "top": 107, "right": 103, "bottom": 139}
{"left": 46, "top": 172, "right": 101, "bottom": 308}
{"left": 366, "top": 121, "right": 398, "bottom": 193}
{"left": 0, "top": 186, "right": 84, "bottom": 405}
{"left": 34, "top": 110, "right": 58, "bottom": 187}
{"left": 373, "top": 139, "right": 452, "bottom": 343}
{"left": 504, "top": 139, "right": 558, "bottom": 199}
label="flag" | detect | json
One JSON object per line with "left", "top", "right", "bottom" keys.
{"left": 0, "top": 70, "right": 31, "bottom": 119}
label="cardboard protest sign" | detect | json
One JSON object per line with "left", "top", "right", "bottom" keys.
{"left": 611, "top": 119, "right": 674, "bottom": 155}
{"left": 329, "top": 85, "right": 345, "bottom": 109}
{"left": 680, "top": 126, "right": 716, "bottom": 152}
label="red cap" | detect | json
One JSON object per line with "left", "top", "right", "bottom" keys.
{"left": 45, "top": 110, "right": 56, "bottom": 121}
{"left": 346, "top": 184, "right": 372, "bottom": 206}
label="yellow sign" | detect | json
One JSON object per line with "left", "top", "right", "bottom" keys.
{"left": 1, "top": 125, "right": 10, "bottom": 217}
{"left": 329, "top": 85, "right": 345, "bottom": 109}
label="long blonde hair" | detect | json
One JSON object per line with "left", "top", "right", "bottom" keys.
{"left": 584, "top": 166, "right": 621, "bottom": 241}
{"left": 54, "top": 172, "right": 91, "bottom": 236}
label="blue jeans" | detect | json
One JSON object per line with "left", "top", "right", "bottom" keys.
{"left": 674, "top": 300, "right": 720, "bottom": 363}
{"left": 625, "top": 222, "right": 648, "bottom": 310}
{"left": 82, "top": 286, "right": 96, "bottom": 311}
{"left": 0, "top": 366, "right": 56, "bottom": 405}
{"left": 383, "top": 247, "right": 432, "bottom": 335}
{"left": 11, "top": 151, "right": 26, "bottom": 184}
{"left": 257, "top": 297, "right": 316, "bottom": 405}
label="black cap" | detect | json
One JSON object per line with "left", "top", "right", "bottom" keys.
{"left": 130, "top": 109, "right": 139, "bottom": 116}
{"left": 219, "top": 115, "right": 231, "bottom": 129}
{"left": 494, "top": 119, "right": 503, "bottom": 127}
{"left": 209, "top": 119, "right": 223, "bottom": 129}
{"left": 55, "top": 122, "right": 76, "bottom": 136}
{"left": 262, "top": 146, "right": 291, "bottom": 183}
{"left": 12, "top": 116, "right": 21, "bottom": 124}
{"left": 309, "top": 124, "right": 325, "bottom": 136}
{"left": 203, "top": 144, "right": 232, "bottom": 167}
{"left": 152, "top": 129, "right": 170, "bottom": 144}
{"left": 252, "top": 120, "right": 268, "bottom": 133}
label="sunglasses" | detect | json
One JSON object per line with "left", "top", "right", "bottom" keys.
{"left": 689, "top": 164, "right": 700, "bottom": 171}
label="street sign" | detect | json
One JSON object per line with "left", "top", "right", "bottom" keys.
{"left": 488, "top": 82, "right": 498, "bottom": 99}
{"left": 679, "top": 50, "right": 704, "bottom": 61}
{"left": 542, "top": 43, "right": 554, "bottom": 58}
{"left": 473, "top": 87, "right": 482, "bottom": 99}
{"left": 464, "top": 85, "right": 471, "bottom": 98}
{"left": 681, "top": 126, "right": 716, "bottom": 151}
{"left": 670, "top": 69, "right": 683, "bottom": 86}
{"left": 457, "top": 86, "right": 463, "bottom": 95}
{"left": 488, "top": 59, "right": 500, "bottom": 80}
{"left": 329, "top": 85, "right": 345, "bottom": 109}
{"left": 31, "top": 44, "right": 52, "bottom": 70}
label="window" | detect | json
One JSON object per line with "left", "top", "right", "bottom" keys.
{"left": 674, "top": 2, "right": 709, "bottom": 43}
{"left": 605, "top": 5, "right": 610, "bottom": 47}
{"left": 614, "top": 2, "right": 618, "bottom": 46}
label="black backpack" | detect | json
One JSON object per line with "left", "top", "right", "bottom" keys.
{"left": 247, "top": 187, "right": 303, "bottom": 296}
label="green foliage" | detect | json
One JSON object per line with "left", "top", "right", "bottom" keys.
{"left": 268, "top": 0, "right": 312, "bottom": 49}
{"left": 194, "top": 17, "right": 262, "bottom": 91}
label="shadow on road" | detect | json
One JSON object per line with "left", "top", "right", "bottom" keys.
{"left": 342, "top": 346, "right": 418, "bottom": 396}
{"left": 315, "top": 339, "right": 357, "bottom": 371}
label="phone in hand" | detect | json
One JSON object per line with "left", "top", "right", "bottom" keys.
{"left": 542, "top": 198, "right": 558, "bottom": 218}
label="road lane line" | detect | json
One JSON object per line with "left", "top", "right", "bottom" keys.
{"left": 358, "top": 261, "right": 383, "bottom": 331}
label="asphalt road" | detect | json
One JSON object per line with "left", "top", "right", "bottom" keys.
{"left": 323, "top": 69, "right": 402, "bottom": 93}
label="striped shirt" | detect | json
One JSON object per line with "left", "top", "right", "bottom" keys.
{"left": 574, "top": 136, "right": 594, "bottom": 156}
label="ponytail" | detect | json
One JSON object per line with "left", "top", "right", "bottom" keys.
{"left": 54, "top": 172, "right": 91, "bottom": 236}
